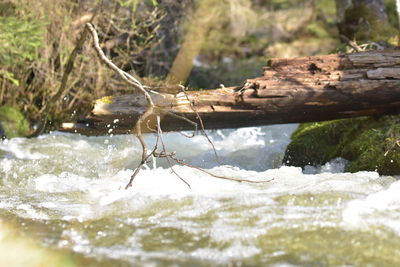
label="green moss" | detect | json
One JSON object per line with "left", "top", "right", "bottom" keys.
{"left": 0, "top": 105, "right": 30, "bottom": 138}
{"left": 342, "top": 117, "right": 400, "bottom": 175}
{"left": 284, "top": 119, "right": 361, "bottom": 167}
{"left": 284, "top": 116, "right": 400, "bottom": 175}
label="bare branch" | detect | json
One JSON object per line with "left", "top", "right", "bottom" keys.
{"left": 157, "top": 117, "right": 191, "bottom": 188}
{"left": 85, "top": 23, "right": 154, "bottom": 107}
{"left": 125, "top": 116, "right": 161, "bottom": 189}
{"left": 84, "top": 22, "right": 158, "bottom": 189}
{"left": 168, "top": 155, "right": 273, "bottom": 184}
{"left": 340, "top": 35, "right": 362, "bottom": 52}
{"left": 84, "top": 23, "right": 267, "bottom": 189}
{"left": 179, "top": 85, "right": 220, "bottom": 163}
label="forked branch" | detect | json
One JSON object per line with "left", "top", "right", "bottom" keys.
{"left": 85, "top": 23, "right": 272, "bottom": 189}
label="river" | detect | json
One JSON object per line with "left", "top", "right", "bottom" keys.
{"left": 0, "top": 124, "right": 399, "bottom": 266}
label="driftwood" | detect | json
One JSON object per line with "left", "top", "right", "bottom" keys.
{"left": 61, "top": 49, "right": 400, "bottom": 135}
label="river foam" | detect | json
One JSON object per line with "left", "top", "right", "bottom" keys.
{"left": 1, "top": 124, "right": 399, "bottom": 266}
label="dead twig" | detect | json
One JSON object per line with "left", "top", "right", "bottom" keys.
{"left": 154, "top": 117, "right": 272, "bottom": 185}
{"left": 179, "top": 85, "right": 220, "bottom": 163}
{"left": 340, "top": 35, "right": 362, "bottom": 52}
{"left": 125, "top": 116, "right": 161, "bottom": 189}
{"left": 160, "top": 153, "right": 273, "bottom": 184}
{"left": 160, "top": 108, "right": 198, "bottom": 134}
{"left": 85, "top": 23, "right": 154, "bottom": 106}
{"left": 85, "top": 22, "right": 155, "bottom": 189}
{"left": 156, "top": 116, "right": 191, "bottom": 188}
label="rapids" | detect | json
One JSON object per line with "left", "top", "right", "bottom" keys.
{"left": 0, "top": 124, "right": 400, "bottom": 266}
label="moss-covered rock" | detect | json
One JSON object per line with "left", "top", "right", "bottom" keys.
{"left": 284, "top": 116, "right": 400, "bottom": 175}
{"left": 0, "top": 105, "right": 30, "bottom": 138}
{"left": 341, "top": 116, "right": 400, "bottom": 175}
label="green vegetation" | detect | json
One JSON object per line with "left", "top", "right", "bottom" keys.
{"left": 0, "top": 14, "right": 46, "bottom": 65}
{"left": 197, "top": 0, "right": 339, "bottom": 62}
{"left": 385, "top": 0, "right": 400, "bottom": 28}
{"left": 342, "top": 116, "right": 400, "bottom": 174}
{"left": 284, "top": 119, "right": 356, "bottom": 167}
{"left": 0, "top": 105, "right": 30, "bottom": 138}
{"left": 1, "top": 0, "right": 400, "bottom": 265}
{"left": 284, "top": 116, "right": 400, "bottom": 175}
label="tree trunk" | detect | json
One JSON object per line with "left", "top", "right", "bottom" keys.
{"left": 61, "top": 49, "right": 400, "bottom": 135}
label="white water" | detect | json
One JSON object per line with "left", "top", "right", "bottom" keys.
{"left": 1, "top": 124, "right": 400, "bottom": 266}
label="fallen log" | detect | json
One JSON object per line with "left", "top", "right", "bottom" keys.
{"left": 61, "top": 49, "right": 400, "bottom": 135}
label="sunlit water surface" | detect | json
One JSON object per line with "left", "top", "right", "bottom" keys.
{"left": 1, "top": 125, "right": 400, "bottom": 266}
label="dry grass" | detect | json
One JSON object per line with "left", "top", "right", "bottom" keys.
{"left": 0, "top": 0, "right": 186, "bottom": 131}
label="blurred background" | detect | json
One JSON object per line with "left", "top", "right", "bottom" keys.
{"left": 0, "top": 0, "right": 398, "bottom": 131}
{"left": 0, "top": 0, "right": 364, "bottom": 125}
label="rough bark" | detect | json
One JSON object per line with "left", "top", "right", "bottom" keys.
{"left": 61, "top": 49, "right": 400, "bottom": 135}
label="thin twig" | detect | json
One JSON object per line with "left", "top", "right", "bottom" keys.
{"left": 125, "top": 116, "right": 161, "bottom": 189}
{"left": 167, "top": 155, "right": 273, "bottom": 184}
{"left": 179, "top": 85, "right": 220, "bottom": 163}
{"left": 340, "top": 35, "right": 362, "bottom": 52}
{"left": 158, "top": 108, "right": 198, "bottom": 133}
{"left": 157, "top": 117, "right": 191, "bottom": 188}
{"left": 152, "top": 150, "right": 272, "bottom": 184}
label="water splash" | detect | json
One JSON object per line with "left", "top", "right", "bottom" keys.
{"left": 0, "top": 124, "right": 399, "bottom": 266}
